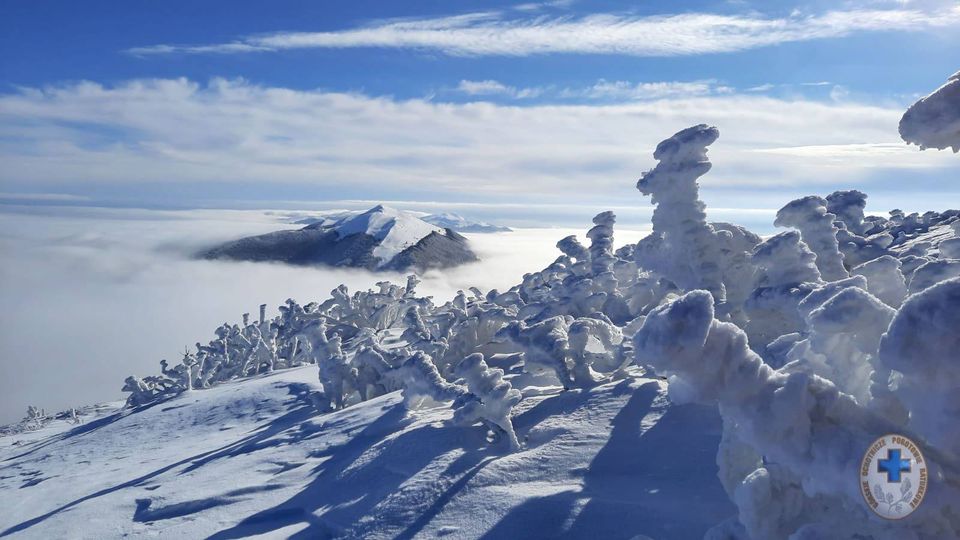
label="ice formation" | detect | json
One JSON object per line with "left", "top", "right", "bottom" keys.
{"left": 877, "top": 277, "right": 960, "bottom": 454}
{"left": 115, "top": 109, "right": 960, "bottom": 538}
{"left": 900, "top": 71, "right": 960, "bottom": 152}
{"left": 775, "top": 196, "right": 848, "bottom": 281}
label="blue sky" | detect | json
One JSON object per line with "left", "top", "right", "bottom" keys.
{"left": 1, "top": 0, "right": 958, "bottom": 226}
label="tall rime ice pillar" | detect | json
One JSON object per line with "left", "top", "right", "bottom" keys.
{"left": 635, "top": 125, "right": 726, "bottom": 303}
{"left": 587, "top": 211, "right": 616, "bottom": 275}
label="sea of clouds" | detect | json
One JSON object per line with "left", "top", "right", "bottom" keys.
{"left": 0, "top": 205, "right": 648, "bottom": 423}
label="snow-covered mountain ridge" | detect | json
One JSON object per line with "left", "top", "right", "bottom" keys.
{"left": 291, "top": 209, "right": 511, "bottom": 234}
{"left": 201, "top": 205, "right": 480, "bottom": 272}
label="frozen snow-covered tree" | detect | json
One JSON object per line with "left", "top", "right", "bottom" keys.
{"left": 743, "top": 231, "right": 821, "bottom": 355}
{"left": 498, "top": 316, "right": 573, "bottom": 388}
{"left": 774, "top": 196, "right": 848, "bottom": 281}
{"left": 826, "top": 190, "right": 869, "bottom": 236}
{"left": 453, "top": 353, "right": 522, "bottom": 451}
{"left": 353, "top": 346, "right": 401, "bottom": 401}
{"left": 317, "top": 335, "right": 357, "bottom": 411}
{"left": 121, "top": 375, "right": 182, "bottom": 407}
{"left": 556, "top": 235, "right": 589, "bottom": 261}
{"left": 781, "top": 286, "right": 895, "bottom": 404}
{"left": 635, "top": 124, "right": 727, "bottom": 303}
{"left": 566, "top": 317, "right": 625, "bottom": 386}
{"left": 587, "top": 211, "right": 616, "bottom": 275}
{"left": 393, "top": 352, "right": 466, "bottom": 408}
{"left": 750, "top": 231, "right": 821, "bottom": 288}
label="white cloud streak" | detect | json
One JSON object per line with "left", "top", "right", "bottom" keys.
{"left": 126, "top": 6, "right": 960, "bottom": 57}
{"left": 1, "top": 77, "right": 956, "bottom": 205}
{"left": 454, "top": 78, "right": 729, "bottom": 101}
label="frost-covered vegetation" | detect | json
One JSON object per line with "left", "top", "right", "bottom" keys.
{"left": 115, "top": 128, "right": 960, "bottom": 537}
{"left": 26, "top": 74, "right": 957, "bottom": 538}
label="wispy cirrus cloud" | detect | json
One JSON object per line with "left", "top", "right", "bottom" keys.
{"left": 455, "top": 79, "right": 543, "bottom": 99}
{"left": 126, "top": 5, "right": 960, "bottom": 57}
{"left": 453, "top": 78, "right": 730, "bottom": 101}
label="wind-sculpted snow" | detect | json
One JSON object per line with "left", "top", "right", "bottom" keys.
{"left": 900, "top": 71, "right": 960, "bottom": 153}
{"left": 22, "top": 116, "right": 956, "bottom": 539}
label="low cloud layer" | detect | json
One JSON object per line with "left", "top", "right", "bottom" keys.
{"left": 0, "top": 206, "right": 646, "bottom": 423}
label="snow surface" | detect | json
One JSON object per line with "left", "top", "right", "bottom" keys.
{"left": 333, "top": 205, "right": 445, "bottom": 265}
{"left": 0, "top": 368, "right": 734, "bottom": 539}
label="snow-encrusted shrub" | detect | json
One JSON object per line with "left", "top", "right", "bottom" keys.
{"left": 452, "top": 353, "right": 522, "bottom": 451}
{"left": 393, "top": 351, "right": 466, "bottom": 408}
{"left": 566, "top": 317, "right": 626, "bottom": 386}
{"left": 587, "top": 211, "right": 617, "bottom": 275}
{"left": 121, "top": 375, "right": 182, "bottom": 407}
{"left": 498, "top": 316, "right": 574, "bottom": 388}
{"left": 907, "top": 259, "right": 960, "bottom": 294}
{"left": 317, "top": 335, "right": 357, "bottom": 411}
{"left": 826, "top": 190, "right": 869, "bottom": 236}
{"left": 780, "top": 286, "right": 895, "bottom": 404}
{"left": 742, "top": 231, "right": 820, "bottom": 355}
{"left": 556, "top": 235, "right": 589, "bottom": 261}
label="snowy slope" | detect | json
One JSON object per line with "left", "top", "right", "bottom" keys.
{"left": 335, "top": 206, "right": 444, "bottom": 264}
{"left": 201, "top": 205, "right": 477, "bottom": 271}
{"left": 0, "top": 368, "right": 733, "bottom": 539}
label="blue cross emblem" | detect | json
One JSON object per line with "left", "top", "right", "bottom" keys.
{"left": 877, "top": 449, "right": 911, "bottom": 483}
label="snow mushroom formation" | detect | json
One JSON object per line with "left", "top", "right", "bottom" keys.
{"left": 82, "top": 103, "right": 960, "bottom": 539}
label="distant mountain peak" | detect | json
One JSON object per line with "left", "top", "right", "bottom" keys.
{"left": 201, "top": 204, "right": 476, "bottom": 272}
{"left": 422, "top": 212, "right": 512, "bottom": 233}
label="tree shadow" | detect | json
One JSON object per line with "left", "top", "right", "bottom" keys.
{"left": 482, "top": 381, "right": 735, "bottom": 540}
{"left": 206, "top": 402, "right": 493, "bottom": 540}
